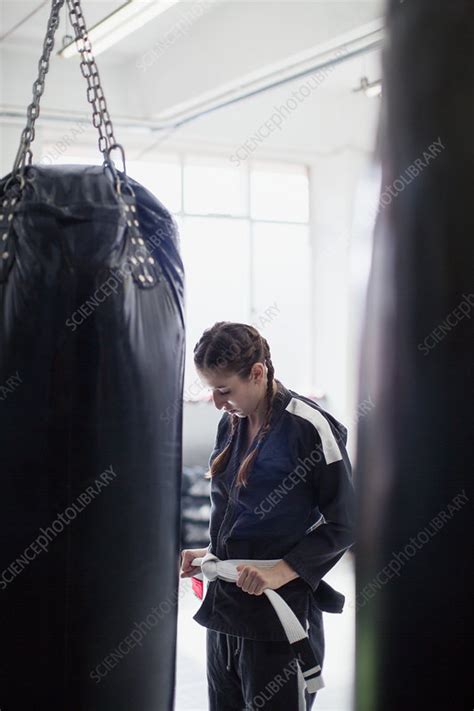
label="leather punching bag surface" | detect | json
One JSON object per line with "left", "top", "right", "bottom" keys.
{"left": 356, "top": 1, "right": 473, "bottom": 710}
{"left": 0, "top": 164, "right": 185, "bottom": 710}
{"left": 0, "top": 2, "right": 185, "bottom": 710}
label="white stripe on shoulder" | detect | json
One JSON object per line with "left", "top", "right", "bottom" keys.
{"left": 285, "top": 397, "right": 342, "bottom": 464}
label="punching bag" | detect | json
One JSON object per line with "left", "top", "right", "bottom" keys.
{"left": 356, "top": 1, "right": 473, "bottom": 709}
{"left": 0, "top": 2, "right": 185, "bottom": 710}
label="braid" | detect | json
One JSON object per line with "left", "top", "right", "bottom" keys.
{"left": 203, "top": 413, "right": 238, "bottom": 480}
{"left": 235, "top": 337, "right": 275, "bottom": 488}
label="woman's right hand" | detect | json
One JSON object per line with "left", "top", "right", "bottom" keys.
{"left": 179, "top": 547, "right": 208, "bottom": 578}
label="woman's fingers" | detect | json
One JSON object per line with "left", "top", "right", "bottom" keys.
{"left": 247, "top": 575, "right": 259, "bottom": 594}
{"left": 236, "top": 566, "right": 264, "bottom": 594}
{"left": 181, "top": 564, "right": 199, "bottom": 577}
{"left": 180, "top": 550, "right": 194, "bottom": 568}
{"left": 179, "top": 548, "right": 207, "bottom": 577}
{"left": 179, "top": 550, "right": 201, "bottom": 577}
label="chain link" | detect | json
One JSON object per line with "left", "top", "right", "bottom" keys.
{"left": 5, "top": 0, "right": 157, "bottom": 288}
{"left": 12, "top": 0, "right": 65, "bottom": 177}
{"left": 12, "top": 0, "right": 122, "bottom": 177}
{"left": 65, "top": 0, "right": 117, "bottom": 160}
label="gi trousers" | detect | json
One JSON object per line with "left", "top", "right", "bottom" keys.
{"left": 206, "top": 606, "right": 324, "bottom": 711}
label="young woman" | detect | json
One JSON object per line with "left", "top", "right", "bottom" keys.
{"left": 180, "top": 322, "right": 355, "bottom": 710}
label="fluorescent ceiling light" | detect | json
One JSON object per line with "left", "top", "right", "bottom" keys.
{"left": 354, "top": 76, "right": 382, "bottom": 98}
{"left": 59, "top": 0, "right": 180, "bottom": 58}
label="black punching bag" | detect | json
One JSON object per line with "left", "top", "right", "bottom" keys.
{"left": 356, "top": 1, "right": 473, "bottom": 710}
{"left": 0, "top": 2, "right": 185, "bottom": 710}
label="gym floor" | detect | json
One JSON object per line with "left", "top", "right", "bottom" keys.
{"left": 175, "top": 552, "right": 355, "bottom": 711}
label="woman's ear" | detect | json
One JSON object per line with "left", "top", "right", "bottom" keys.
{"left": 250, "top": 362, "right": 265, "bottom": 385}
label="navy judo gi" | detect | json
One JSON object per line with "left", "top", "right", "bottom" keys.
{"left": 193, "top": 379, "right": 356, "bottom": 710}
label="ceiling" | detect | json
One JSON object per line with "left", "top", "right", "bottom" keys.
{"left": 0, "top": 1, "right": 384, "bottom": 158}
{"left": 0, "top": 0, "right": 226, "bottom": 59}
{"left": 0, "top": 1, "right": 384, "bottom": 70}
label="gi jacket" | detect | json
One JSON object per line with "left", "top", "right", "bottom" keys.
{"left": 193, "top": 379, "right": 355, "bottom": 641}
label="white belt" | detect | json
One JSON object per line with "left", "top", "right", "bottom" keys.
{"left": 192, "top": 552, "right": 324, "bottom": 693}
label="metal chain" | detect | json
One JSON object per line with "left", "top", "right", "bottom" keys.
{"left": 62, "top": 0, "right": 154, "bottom": 286}
{"left": 11, "top": 0, "right": 65, "bottom": 179}
{"left": 11, "top": 0, "right": 123, "bottom": 177}
{"left": 61, "top": 1, "right": 153, "bottom": 284}
{"left": 65, "top": 0, "right": 118, "bottom": 160}
{"left": 4, "top": 0, "right": 157, "bottom": 288}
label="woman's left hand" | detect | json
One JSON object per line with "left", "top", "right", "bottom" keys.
{"left": 235, "top": 560, "right": 298, "bottom": 595}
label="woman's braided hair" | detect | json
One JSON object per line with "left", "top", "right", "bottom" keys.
{"left": 193, "top": 322, "right": 276, "bottom": 488}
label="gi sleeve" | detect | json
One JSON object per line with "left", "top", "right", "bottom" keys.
{"left": 282, "top": 423, "right": 356, "bottom": 591}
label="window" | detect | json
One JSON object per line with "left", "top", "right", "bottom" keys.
{"left": 180, "top": 216, "right": 251, "bottom": 398}
{"left": 179, "top": 157, "right": 311, "bottom": 396}
{"left": 252, "top": 222, "right": 311, "bottom": 391}
{"left": 128, "top": 156, "right": 182, "bottom": 214}
{"left": 250, "top": 161, "right": 309, "bottom": 223}
{"left": 183, "top": 155, "right": 247, "bottom": 216}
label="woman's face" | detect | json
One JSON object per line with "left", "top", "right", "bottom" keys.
{"left": 198, "top": 366, "right": 264, "bottom": 418}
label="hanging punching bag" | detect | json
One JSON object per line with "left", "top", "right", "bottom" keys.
{"left": 0, "top": 2, "right": 185, "bottom": 710}
{"left": 356, "top": 1, "right": 473, "bottom": 710}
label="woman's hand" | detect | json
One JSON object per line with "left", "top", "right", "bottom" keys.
{"left": 235, "top": 560, "right": 299, "bottom": 595}
{"left": 179, "top": 548, "right": 208, "bottom": 578}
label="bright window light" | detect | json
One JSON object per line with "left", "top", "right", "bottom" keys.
{"left": 128, "top": 157, "right": 182, "bottom": 213}
{"left": 251, "top": 162, "right": 309, "bottom": 223}
{"left": 183, "top": 155, "right": 248, "bottom": 217}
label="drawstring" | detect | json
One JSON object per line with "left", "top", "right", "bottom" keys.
{"left": 225, "top": 634, "right": 241, "bottom": 671}
{"left": 225, "top": 634, "right": 232, "bottom": 671}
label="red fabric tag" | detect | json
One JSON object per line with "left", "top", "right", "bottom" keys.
{"left": 191, "top": 576, "right": 204, "bottom": 600}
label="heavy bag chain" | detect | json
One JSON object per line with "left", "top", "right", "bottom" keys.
{"left": 65, "top": 0, "right": 117, "bottom": 163}
{"left": 0, "top": 0, "right": 64, "bottom": 270}
{"left": 1, "top": 0, "right": 158, "bottom": 288}
{"left": 65, "top": 0, "right": 157, "bottom": 286}
{"left": 11, "top": 0, "right": 63, "bottom": 179}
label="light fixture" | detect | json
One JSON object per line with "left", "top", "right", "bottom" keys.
{"left": 58, "top": 0, "right": 181, "bottom": 58}
{"left": 353, "top": 76, "right": 382, "bottom": 98}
